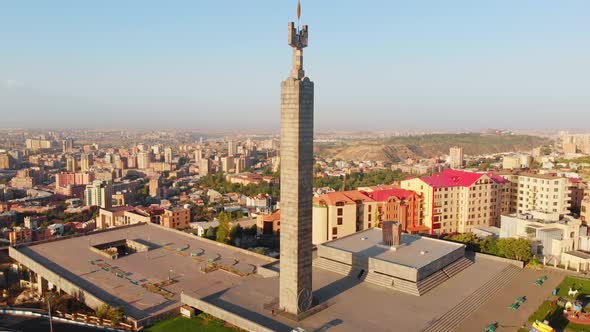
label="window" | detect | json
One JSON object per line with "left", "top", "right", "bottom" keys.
{"left": 368, "top": 214, "right": 372, "bottom": 221}
{"left": 337, "top": 217, "right": 343, "bottom": 225}
{"left": 337, "top": 208, "right": 343, "bottom": 216}
{"left": 332, "top": 227, "right": 338, "bottom": 235}
{"left": 368, "top": 205, "right": 372, "bottom": 212}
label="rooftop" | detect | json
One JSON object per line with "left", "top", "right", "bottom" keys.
{"left": 417, "top": 169, "right": 508, "bottom": 188}
{"left": 182, "top": 253, "right": 516, "bottom": 332}
{"left": 323, "top": 228, "right": 464, "bottom": 269}
{"left": 10, "top": 223, "right": 273, "bottom": 324}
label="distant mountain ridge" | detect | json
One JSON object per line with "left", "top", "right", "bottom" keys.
{"left": 316, "top": 133, "right": 551, "bottom": 162}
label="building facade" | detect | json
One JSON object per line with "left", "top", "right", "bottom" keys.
{"left": 161, "top": 207, "right": 191, "bottom": 229}
{"left": 500, "top": 211, "right": 583, "bottom": 262}
{"left": 499, "top": 171, "right": 571, "bottom": 215}
{"left": 449, "top": 146, "right": 464, "bottom": 169}
{"left": 84, "top": 180, "right": 113, "bottom": 209}
{"left": 401, "top": 169, "right": 511, "bottom": 235}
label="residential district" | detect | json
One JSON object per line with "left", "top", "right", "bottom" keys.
{"left": 2, "top": 9, "right": 590, "bottom": 332}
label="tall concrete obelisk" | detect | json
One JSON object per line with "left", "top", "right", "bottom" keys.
{"left": 279, "top": 2, "right": 314, "bottom": 317}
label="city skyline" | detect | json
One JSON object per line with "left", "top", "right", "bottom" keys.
{"left": 1, "top": 0, "right": 589, "bottom": 130}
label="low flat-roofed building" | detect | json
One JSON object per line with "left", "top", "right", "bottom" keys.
{"left": 500, "top": 210, "right": 583, "bottom": 261}
{"left": 314, "top": 227, "right": 471, "bottom": 296}
{"left": 97, "top": 206, "right": 150, "bottom": 229}
{"left": 9, "top": 222, "right": 275, "bottom": 329}
{"left": 191, "top": 220, "right": 220, "bottom": 237}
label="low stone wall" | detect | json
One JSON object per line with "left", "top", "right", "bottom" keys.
{"left": 8, "top": 247, "right": 139, "bottom": 329}
{"left": 0, "top": 307, "right": 126, "bottom": 331}
{"left": 317, "top": 243, "right": 354, "bottom": 265}
{"left": 470, "top": 251, "right": 524, "bottom": 268}
{"left": 9, "top": 247, "right": 106, "bottom": 309}
{"left": 181, "top": 293, "right": 276, "bottom": 332}
{"left": 146, "top": 222, "right": 277, "bottom": 264}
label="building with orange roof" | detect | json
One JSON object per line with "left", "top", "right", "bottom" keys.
{"left": 256, "top": 209, "right": 281, "bottom": 235}
{"left": 312, "top": 191, "right": 377, "bottom": 244}
{"left": 360, "top": 186, "right": 427, "bottom": 234}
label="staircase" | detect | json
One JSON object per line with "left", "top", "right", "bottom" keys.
{"left": 364, "top": 272, "right": 394, "bottom": 288}
{"left": 422, "top": 265, "right": 521, "bottom": 332}
{"left": 392, "top": 277, "right": 421, "bottom": 296}
{"left": 417, "top": 270, "right": 450, "bottom": 295}
{"left": 442, "top": 257, "right": 474, "bottom": 278}
{"left": 313, "top": 257, "right": 353, "bottom": 276}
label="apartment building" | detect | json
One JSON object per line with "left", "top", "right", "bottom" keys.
{"left": 582, "top": 198, "right": 590, "bottom": 223}
{"left": 84, "top": 180, "right": 113, "bottom": 209}
{"left": 401, "top": 169, "right": 511, "bottom": 235}
{"left": 358, "top": 185, "right": 427, "bottom": 234}
{"left": 498, "top": 171, "right": 571, "bottom": 215}
{"left": 161, "top": 207, "right": 191, "bottom": 229}
{"left": 448, "top": 146, "right": 464, "bottom": 169}
{"left": 312, "top": 191, "right": 377, "bottom": 244}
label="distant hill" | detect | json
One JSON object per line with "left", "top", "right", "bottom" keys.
{"left": 316, "top": 133, "right": 551, "bottom": 162}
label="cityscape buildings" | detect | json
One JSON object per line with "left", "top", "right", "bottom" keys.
{"left": 0, "top": 3, "right": 589, "bottom": 332}
{"left": 84, "top": 180, "right": 113, "bottom": 209}
{"left": 449, "top": 146, "right": 464, "bottom": 169}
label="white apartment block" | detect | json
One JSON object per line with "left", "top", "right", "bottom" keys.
{"left": 499, "top": 172, "right": 571, "bottom": 215}
{"left": 500, "top": 211, "right": 583, "bottom": 260}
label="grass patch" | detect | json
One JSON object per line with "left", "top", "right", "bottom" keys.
{"left": 529, "top": 300, "right": 555, "bottom": 323}
{"left": 527, "top": 277, "right": 590, "bottom": 331}
{"left": 145, "top": 314, "right": 239, "bottom": 332}
{"left": 556, "top": 277, "right": 590, "bottom": 300}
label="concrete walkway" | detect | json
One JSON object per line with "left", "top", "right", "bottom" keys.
{"left": 453, "top": 268, "right": 566, "bottom": 332}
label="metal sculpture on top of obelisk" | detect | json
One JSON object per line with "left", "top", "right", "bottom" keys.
{"left": 279, "top": 0, "right": 314, "bottom": 317}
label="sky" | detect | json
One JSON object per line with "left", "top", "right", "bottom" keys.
{"left": 0, "top": 0, "right": 589, "bottom": 130}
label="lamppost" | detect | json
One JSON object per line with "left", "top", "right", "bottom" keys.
{"left": 47, "top": 294, "right": 54, "bottom": 332}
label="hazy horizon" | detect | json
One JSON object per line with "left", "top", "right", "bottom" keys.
{"left": 1, "top": 1, "right": 589, "bottom": 130}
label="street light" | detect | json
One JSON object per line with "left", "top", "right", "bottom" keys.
{"left": 47, "top": 294, "right": 54, "bottom": 332}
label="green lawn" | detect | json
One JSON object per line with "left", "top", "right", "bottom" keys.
{"left": 526, "top": 277, "right": 590, "bottom": 332}
{"left": 145, "top": 314, "right": 239, "bottom": 332}
{"left": 556, "top": 277, "right": 590, "bottom": 300}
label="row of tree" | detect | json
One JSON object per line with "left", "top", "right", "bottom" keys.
{"left": 313, "top": 169, "right": 409, "bottom": 191}
{"left": 441, "top": 233, "right": 532, "bottom": 262}
{"left": 201, "top": 212, "right": 257, "bottom": 247}
{"left": 200, "top": 172, "right": 279, "bottom": 199}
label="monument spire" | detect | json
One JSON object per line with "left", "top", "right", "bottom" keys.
{"left": 279, "top": 0, "right": 315, "bottom": 318}
{"left": 297, "top": 0, "right": 301, "bottom": 25}
{"left": 288, "top": 2, "right": 308, "bottom": 80}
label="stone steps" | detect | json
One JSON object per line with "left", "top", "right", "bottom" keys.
{"left": 417, "top": 270, "right": 449, "bottom": 295}
{"left": 364, "top": 272, "right": 394, "bottom": 288}
{"left": 422, "top": 265, "right": 521, "bottom": 332}
{"left": 392, "top": 277, "right": 421, "bottom": 296}
{"left": 442, "top": 257, "right": 473, "bottom": 278}
{"left": 313, "top": 258, "right": 353, "bottom": 276}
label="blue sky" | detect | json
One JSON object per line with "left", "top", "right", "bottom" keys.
{"left": 0, "top": 1, "right": 589, "bottom": 130}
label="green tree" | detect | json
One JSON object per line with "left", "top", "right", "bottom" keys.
{"left": 497, "top": 238, "right": 532, "bottom": 262}
{"left": 96, "top": 304, "right": 124, "bottom": 325}
{"left": 205, "top": 226, "right": 217, "bottom": 239}
{"left": 229, "top": 224, "right": 244, "bottom": 245}
{"left": 481, "top": 237, "right": 499, "bottom": 256}
{"left": 216, "top": 212, "right": 231, "bottom": 244}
